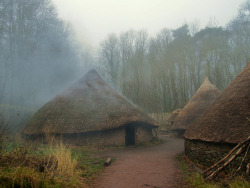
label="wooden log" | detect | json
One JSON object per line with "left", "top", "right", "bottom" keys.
{"left": 104, "top": 158, "right": 112, "bottom": 166}
{"left": 205, "top": 143, "right": 247, "bottom": 181}
{"left": 232, "top": 143, "right": 250, "bottom": 178}
{"left": 203, "top": 136, "right": 250, "bottom": 175}
{"left": 246, "top": 163, "right": 250, "bottom": 175}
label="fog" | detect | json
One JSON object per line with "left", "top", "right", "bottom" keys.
{"left": 52, "top": 0, "right": 245, "bottom": 49}
{"left": 0, "top": 0, "right": 249, "bottom": 131}
{"left": 0, "top": 0, "right": 95, "bottom": 131}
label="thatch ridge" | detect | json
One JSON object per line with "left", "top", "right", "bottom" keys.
{"left": 23, "top": 69, "right": 158, "bottom": 135}
{"left": 184, "top": 62, "right": 250, "bottom": 144}
{"left": 171, "top": 77, "right": 221, "bottom": 131}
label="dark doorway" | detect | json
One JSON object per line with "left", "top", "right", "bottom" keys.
{"left": 125, "top": 125, "right": 136, "bottom": 146}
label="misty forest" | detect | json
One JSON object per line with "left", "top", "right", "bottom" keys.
{"left": 0, "top": 0, "right": 250, "bottom": 187}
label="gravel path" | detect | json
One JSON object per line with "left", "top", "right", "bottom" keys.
{"left": 93, "top": 136, "right": 184, "bottom": 188}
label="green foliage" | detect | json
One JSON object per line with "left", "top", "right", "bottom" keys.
{"left": 228, "top": 177, "right": 250, "bottom": 188}
{"left": 177, "top": 154, "right": 190, "bottom": 173}
{"left": 72, "top": 147, "right": 105, "bottom": 184}
{"left": 177, "top": 155, "right": 219, "bottom": 187}
{"left": 187, "top": 173, "right": 220, "bottom": 188}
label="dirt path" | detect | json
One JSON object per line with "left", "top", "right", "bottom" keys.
{"left": 93, "top": 136, "right": 184, "bottom": 188}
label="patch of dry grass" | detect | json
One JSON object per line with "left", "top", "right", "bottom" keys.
{"left": 0, "top": 138, "right": 85, "bottom": 187}
{"left": 45, "top": 141, "right": 78, "bottom": 177}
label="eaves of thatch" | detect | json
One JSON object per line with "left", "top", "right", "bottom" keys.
{"left": 171, "top": 77, "right": 221, "bottom": 131}
{"left": 184, "top": 62, "right": 250, "bottom": 144}
{"left": 22, "top": 70, "right": 158, "bottom": 135}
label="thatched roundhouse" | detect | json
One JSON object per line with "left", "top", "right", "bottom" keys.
{"left": 184, "top": 63, "right": 250, "bottom": 166}
{"left": 171, "top": 77, "right": 221, "bottom": 137}
{"left": 167, "top": 108, "right": 181, "bottom": 126}
{"left": 22, "top": 70, "right": 158, "bottom": 146}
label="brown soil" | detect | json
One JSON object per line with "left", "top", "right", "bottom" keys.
{"left": 93, "top": 136, "right": 184, "bottom": 188}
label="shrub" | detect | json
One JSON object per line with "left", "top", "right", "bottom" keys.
{"left": 45, "top": 142, "right": 78, "bottom": 177}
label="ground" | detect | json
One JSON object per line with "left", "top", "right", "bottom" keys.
{"left": 93, "top": 136, "right": 184, "bottom": 188}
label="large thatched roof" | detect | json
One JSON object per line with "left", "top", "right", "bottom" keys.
{"left": 171, "top": 77, "right": 221, "bottom": 131}
{"left": 184, "top": 63, "right": 250, "bottom": 144}
{"left": 23, "top": 70, "right": 158, "bottom": 135}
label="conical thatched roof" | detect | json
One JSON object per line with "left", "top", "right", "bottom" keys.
{"left": 171, "top": 77, "right": 221, "bottom": 131}
{"left": 184, "top": 63, "right": 250, "bottom": 144}
{"left": 23, "top": 70, "right": 158, "bottom": 135}
{"left": 168, "top": 108, "right": 181, "bottom": 123}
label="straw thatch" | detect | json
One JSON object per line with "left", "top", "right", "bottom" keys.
{"left": 184, "top": 62, "right": 250, "bottom": 144}
{"left": 22, "top": 69, "right": 158, "bottom": 135}
{"left": 171, "top": 77, "right": 221, "bottom": 132}
{"left": 168, "top": 108, "right": 181, "bottom": 124}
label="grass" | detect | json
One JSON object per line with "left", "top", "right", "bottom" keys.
{"left": 71, "top": 146, "right": 106, "bottom": 184}
{"left": 44, "top": 142, "right": 78, "bottom": 177}
{"left": 0, "top": 127, "right": 166, "bottom": 187}
{"left": 0, "top": 137, "right": 108, "bottom": 187}
{"left": 177, "top": 154, "right": 250, "bottom": 188}
{"left": 0, "top": 167, "right": 42, "bottom": 187}
{"left": 228, "top": 177, "right": 250, "bottom": 188}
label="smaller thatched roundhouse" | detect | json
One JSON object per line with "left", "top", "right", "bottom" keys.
{"left": 22, "top": 70, "right": 158, "bottom": 146}
{"left": 171, "top": 77, "right": 221, "bottom": 137}
{"left": 167, "top": 108, "right": 181, "bottom": 125}
{"left": 184, "top": 62, "right": 250, "bottom": 166}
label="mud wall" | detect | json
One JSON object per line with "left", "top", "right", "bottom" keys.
{"left": 26, "top": 126, "right": 153, "bottom": 146}
{"left": 136, "top": 127, "right": 152, "bottom": 144}
{"left": 59, "top": 128, "right": 125, "bottom": 146}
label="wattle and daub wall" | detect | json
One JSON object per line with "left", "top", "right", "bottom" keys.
{"left": 63, "top": 126, "right": 153, "bottom": 146}
{"left": 27, "top": 125, "right": 153, "bottom": 146}
{"left": 185, "top": 139, "right": 250, "bottom": 169}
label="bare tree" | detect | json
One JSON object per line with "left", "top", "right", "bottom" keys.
{"left": 97, "top": 2, "right": 249, "bottom": 113}
{"left": 99, "top": 33, "right": 121, "bottom": 88}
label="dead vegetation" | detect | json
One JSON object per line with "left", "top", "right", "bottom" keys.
{"left": 0, "top": 140, "right": 83, "bottom": 187}
{"left": 203, "top": 136, "right": 250, "bottom": 181}
{"left": 178, "top": 153, "right": 250, "bottom": 188}
{"left": 0, "top": 136, "right": 107, "bottom": 187}
{"left": 43, "top": 142, "right": 78, "bottom": 177}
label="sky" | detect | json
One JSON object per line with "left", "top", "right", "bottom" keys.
{"left": 51, "top": 0, "right": 245, "bottom": 51}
